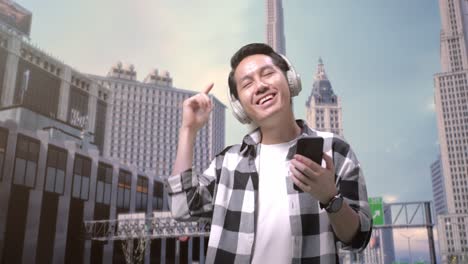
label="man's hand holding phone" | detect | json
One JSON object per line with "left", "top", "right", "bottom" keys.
{"left": 290, "top": 138, "right": 338, "bottom": 205}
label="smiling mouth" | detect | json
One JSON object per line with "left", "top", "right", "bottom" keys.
{"left": 256, "top": 93, "right": 276, "bottom": 105}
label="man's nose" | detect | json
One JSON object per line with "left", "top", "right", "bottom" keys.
{"left": 254, "top": 80, "right": 268, "bottom": 95}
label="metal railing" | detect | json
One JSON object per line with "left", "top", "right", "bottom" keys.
{"left": 83, "top": 215, "right": 211, "bottom": 241}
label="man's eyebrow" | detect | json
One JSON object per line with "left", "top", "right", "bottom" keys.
{"left": 238, "top": 65, "right": 275, "bottom": 83}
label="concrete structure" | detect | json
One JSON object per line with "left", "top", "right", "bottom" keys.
{"left": 0, "top": 24, "right": 110, "bottom": 155}
{"left": 89, "top": 65, "right": 225, "bottom": 175}
{"left": 306, "top": 58, "right": 344, "bottom": 136}
{"left": 266, "top": 0, "right": 286, "bottom": 55}
{"left": 434, "top": 0, "right": 468, "bottom": 262}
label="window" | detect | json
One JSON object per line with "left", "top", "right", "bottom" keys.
{"left": 44, "top": 145, "right": 67, "bottom": 194}
{"left": 136, "top": 176, "right": 148, "bottom": 212}
{"left": 96, "top": 163, "right": 113, "bottom": 205}
{"left": 153, "top": 181, "right": 164, "bottom": 211}
{"left": 72, "top": 155, "right": 91, "bottom": 200}
{"left": 13, "top": 134, "right": 40, "bottom": 188}
{"left": 117, "top": 170, "right": 132, "bottom": 209}
{"left": 0, "top": 128, "right": 8, "bottom": 181}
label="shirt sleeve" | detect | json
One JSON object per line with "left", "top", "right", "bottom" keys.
{"left": 332, "top": 137, "right": 373, "bottom": 251}
{"left": 163, "top": 158, "right": 217, "bottom": 221}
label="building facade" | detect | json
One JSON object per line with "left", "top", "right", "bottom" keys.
{"left": 89, "top": 64, "right": 225, "bottom": 176}
{"left": 431, "top": 156, "right": 448, "bottom": 217}
{"left": 437, "top": 214, "right": 468, "bottom": 263}
{"left": 0, "top": 120, "right": 209, "bottom": 264}
{"left": 266, "top": 0, "right": 286, "bottom": 55}
{"left": 306, "top": 58, "right": 344, "bottom": 136}
{"left": 0, "top": 24, "right": 111, "bottom": 155}
{"left": 434, "top": 0, "right": 468, "bottom": 262}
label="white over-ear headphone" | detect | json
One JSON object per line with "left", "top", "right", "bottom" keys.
{"left": 228, "top": 54, "right": 302, "bottom": 124}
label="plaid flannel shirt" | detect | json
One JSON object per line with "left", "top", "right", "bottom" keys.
{"left": 165, "top": 120, "right": 372, "bottom": 264}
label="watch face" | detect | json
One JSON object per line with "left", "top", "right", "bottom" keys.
{"left": 327, "top": 195, "right": 343, "bottom": 213}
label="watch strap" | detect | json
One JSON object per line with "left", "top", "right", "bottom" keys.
{"left": 320, "top": 193, "right": 342, "bottom": 212}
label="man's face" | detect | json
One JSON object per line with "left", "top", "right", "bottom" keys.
{"left": 234, "top": 54, "right": 291, "bottom": 124}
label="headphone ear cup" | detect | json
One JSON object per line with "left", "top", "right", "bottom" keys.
{"left": 228, "top": 92, "right": 252, "bottom": 124}
{"left": 287, "top": 71, "right": 302, "bottom": 97}
{"left": 232, "top": 99, "right": 251, "bottom": 124}
{"left": 279, "top": 54, "right": 302, "bottom": 97}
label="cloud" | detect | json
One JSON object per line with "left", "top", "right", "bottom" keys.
{"left": 128, "top": 0, "right": 257, "bottom": 101}
{"left": 383, "top": 194, "right": 399, "bottom": 203}
{"left": 426, "top": 96, "right": 436, "bottom": 112}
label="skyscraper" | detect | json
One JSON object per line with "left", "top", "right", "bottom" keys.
{"left": 305, "top": 58, "right": 344, "bottom": 136}
{"left": 266, "top": 0, "right": 286, "bottom": 55}
{"left": 431, "top": 156, "right": 448, "bottom": 217}
{"left": 434, "top": 0, "right": 468, "bottom": 262}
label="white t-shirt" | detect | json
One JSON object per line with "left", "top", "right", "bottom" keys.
{"left": 251, "top": 140, "right": 295, "bottom": 264}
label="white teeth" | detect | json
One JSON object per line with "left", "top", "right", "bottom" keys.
{"left": 259, "top": 94, "right": 274, "bottom": 105}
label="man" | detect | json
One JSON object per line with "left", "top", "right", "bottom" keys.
{"left": 165, "top": 43, "right": 372, "bottom": 263}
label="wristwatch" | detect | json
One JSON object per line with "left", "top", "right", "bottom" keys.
{"left": 320, "top": 193, "right": 343, "bottom": 213}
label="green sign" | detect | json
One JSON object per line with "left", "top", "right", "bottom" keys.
{"left": 369, "top": 197, "right": 384, "bottom": 226}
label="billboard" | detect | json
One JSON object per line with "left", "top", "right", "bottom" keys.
{"left": 0, "top": 0, "right": 32, "bottom": 36}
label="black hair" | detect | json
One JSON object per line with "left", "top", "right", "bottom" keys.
{"left": 228, "top": 43, "right": 289, "bottom": 100}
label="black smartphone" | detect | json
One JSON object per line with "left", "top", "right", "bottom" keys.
{"left": 293, "top": 137, "right": 324, "bottom": 191}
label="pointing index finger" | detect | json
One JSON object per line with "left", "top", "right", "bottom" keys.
{"left": 203, "top": 83, "right": 214, "bottom": 94}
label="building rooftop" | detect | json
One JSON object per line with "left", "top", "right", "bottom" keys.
{"left": 306, "top": 58, "right": 338, "bottom": 107}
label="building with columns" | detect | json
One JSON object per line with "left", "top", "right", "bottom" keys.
{"left": 305, "top": 58, "right": 344, "bottom": 136}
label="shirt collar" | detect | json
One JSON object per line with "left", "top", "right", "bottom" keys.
{"left": 239, "top": 119, "right": 315, "bottom": 155}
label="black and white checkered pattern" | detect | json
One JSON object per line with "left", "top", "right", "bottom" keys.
{"left": 165, "top": 120, "right": 372, "bottom": 264}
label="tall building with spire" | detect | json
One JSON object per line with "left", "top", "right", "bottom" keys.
{"left": 434, "top": 0, "right": 468, "bottom": 262}
{"left": 266, "top": 0, "right": 286, "bottom": 55}
{"left": 306, "top": 58, "right": 343, "bottom": 136}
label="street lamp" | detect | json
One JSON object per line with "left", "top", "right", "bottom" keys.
{"left": 398, "top": 231, "right": 414, "bottom": 264}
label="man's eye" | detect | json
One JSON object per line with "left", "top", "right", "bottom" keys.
{"left": 264, "top": 71, "right": 274, "bottom": 76}
{"left": 242, "top": 82, "right": 252, "bottom": 89}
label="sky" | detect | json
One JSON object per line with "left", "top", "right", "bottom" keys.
{"left": 16, "top": 0, "right": 443, "bottom": 260}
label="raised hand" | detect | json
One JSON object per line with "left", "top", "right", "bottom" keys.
{"left": 181, "top": 83, "right": 214, "bottom": 132}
